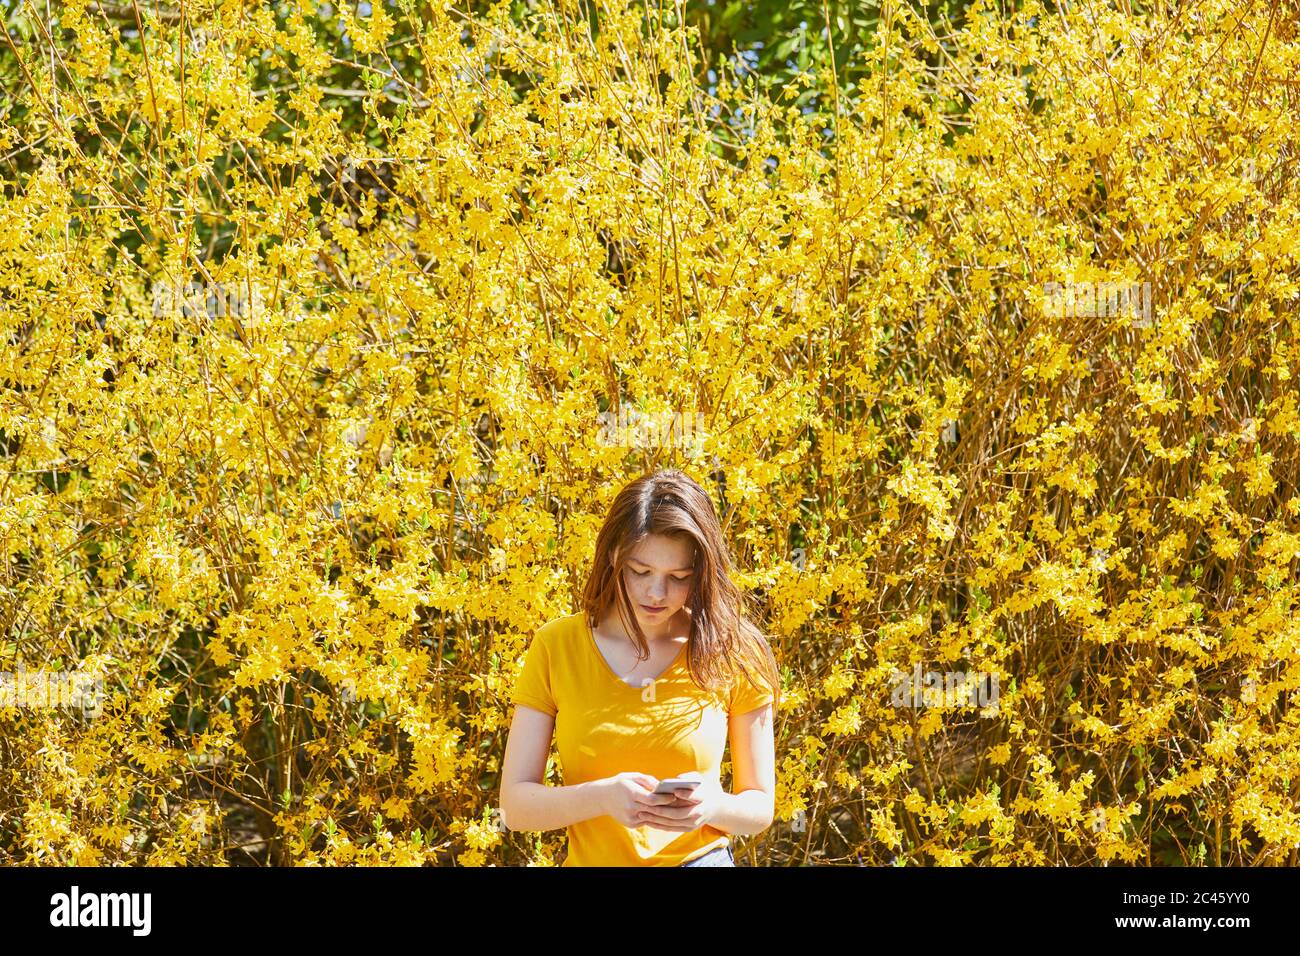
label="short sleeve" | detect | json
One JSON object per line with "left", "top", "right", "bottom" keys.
{"left": 729, "top": 670, "right": 774, "bottom": 717}
{"left": 510, "top": 629, "right": 557, "bottom": 717}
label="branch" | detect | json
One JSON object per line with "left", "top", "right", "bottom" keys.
{"left": 93, "top": 2, "right": 182, "bottom": 25}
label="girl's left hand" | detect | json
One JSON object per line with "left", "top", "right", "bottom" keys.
{"left": 635, "top": 773, "right": 724, "bottom": 832}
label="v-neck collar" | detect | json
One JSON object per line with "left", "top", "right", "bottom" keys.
{"left": 583, "top": 614, "right": 688, "bottom": 690}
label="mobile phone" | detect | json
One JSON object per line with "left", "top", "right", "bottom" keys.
{"left": 652, "top": 777, "right": 702, "bottom": 795}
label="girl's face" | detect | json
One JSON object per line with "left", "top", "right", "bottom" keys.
{"left": 616, "top": 533, "right": 696, "bottom": 626}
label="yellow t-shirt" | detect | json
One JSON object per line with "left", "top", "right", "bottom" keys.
{"left": 509, "top": 611, "right": 774, "bottom": 866}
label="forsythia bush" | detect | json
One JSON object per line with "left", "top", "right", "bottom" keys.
{"left": 1, "top": 0, "right": 1298, "bottom": 865}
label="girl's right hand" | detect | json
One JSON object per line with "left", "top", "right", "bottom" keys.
{"left": 601, "top": 772, "right": 674, "bottom": 828}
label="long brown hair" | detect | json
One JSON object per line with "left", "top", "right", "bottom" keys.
{"left": 581, "top": 468, "right": 782, "bottom": 712}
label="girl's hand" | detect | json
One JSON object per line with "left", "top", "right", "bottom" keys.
{"left": 634, "top": 772, "right": 724, "bottom": 832}
{"left": 600, "top": 772, "right": 678, "bottom": 829}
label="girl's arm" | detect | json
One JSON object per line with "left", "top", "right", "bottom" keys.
{"left": 499, "top": 705, "right": 610, "bottom": 831}
{"left": 708, "top": 703, "right": 776, "bottom": 836}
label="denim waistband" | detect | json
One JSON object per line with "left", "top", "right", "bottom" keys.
{"left": 679, "top": 844, "right": 735, "bottom": 867}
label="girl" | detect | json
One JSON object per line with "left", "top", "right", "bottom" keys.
{"left": 499, "top": 467, "right": 781, "bottom": 866}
